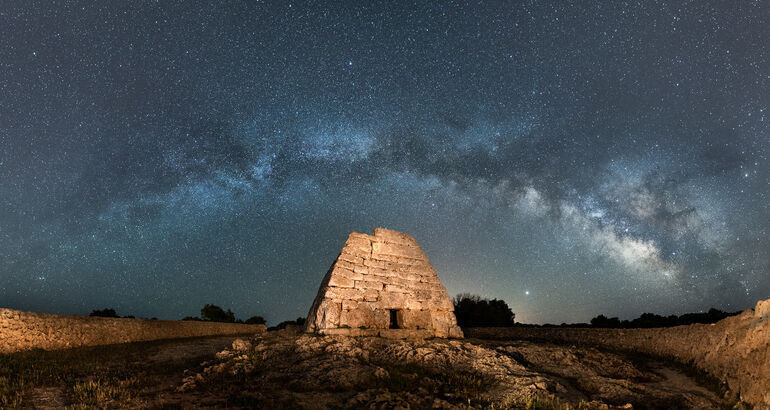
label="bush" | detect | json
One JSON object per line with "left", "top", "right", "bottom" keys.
{"left": 89, "top": 308, "right": 119, "bottom": 318}
{"left": 200, "top": 304, "right": 236, "bottom": 323}
{"left": 590, "top": 314, "right": 621, "bottom": 328}
{"left": 453, "top": 294, "right": 515, "bottom": 327}
{"left": 244, "top": 316, "right": 266, "bottom": 325}
{"left": 268, "top": 317, "right": 306, "bottom": 331}
{"left": 588, "top": 308, "right": 739, "bottom": 328}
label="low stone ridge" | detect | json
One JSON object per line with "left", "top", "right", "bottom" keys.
{"left": 0, "top": 308, "right": 266, "bottom": 354}
{"left": 305, "top": 227, "right": 463, "bottom": 338}
{"left": 465, "top": 298, "right": 770, "bottom": 407}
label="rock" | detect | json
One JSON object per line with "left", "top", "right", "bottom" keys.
{"left": 232, "top": 338, "right": 252, "bottom": 351}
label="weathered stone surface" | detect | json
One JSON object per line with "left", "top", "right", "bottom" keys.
{"left": 328, "top": 275, "right": 355, "bottom": 288}
{"left": 305, "top": 228, "right": 462, "bottom": 338}
{"left": 340, "top": 304, "right": 376, "bottom": 328}
{"left": 313, "top": 299, "right": 341, "bottom": 329}
{"left": 0, "top": 309, "right": 265, "bottom": 353}
{"left": 400, "top": 310, "right": 432, "bottom": 329}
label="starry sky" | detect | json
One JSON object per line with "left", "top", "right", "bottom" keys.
{"left": 1, "top": 1, "right": 768, "bottom": 324}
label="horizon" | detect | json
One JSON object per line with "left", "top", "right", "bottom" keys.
{"left": 2, "top": 1, "right": 768, "bottom": 325}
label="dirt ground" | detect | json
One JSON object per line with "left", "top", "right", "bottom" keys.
{"left": 6, "top": 332, "right": 735, "bottom": 409}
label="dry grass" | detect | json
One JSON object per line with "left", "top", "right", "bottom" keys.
{"left": 0, "top": 337, "right": 225, "bottom": 408}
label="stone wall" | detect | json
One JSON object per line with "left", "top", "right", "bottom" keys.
{"left": 465, "top": 299, "right": 770, "bottom": 407}
{"left": 0, "top": 308, "right": 266, "bottom": 354}
{"left": 305, "top": 228, "right": 462, "bottom": 338}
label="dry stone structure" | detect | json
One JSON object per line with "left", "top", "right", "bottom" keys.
{"left": 305, "top": 228, "right": 463, "bottom": 338}
{"left": 0, "top": 308, "right": 265, "bottom": 354}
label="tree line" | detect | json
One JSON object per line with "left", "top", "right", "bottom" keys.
{"left": 451, "top": 294, "right": 739, "bottom": 328}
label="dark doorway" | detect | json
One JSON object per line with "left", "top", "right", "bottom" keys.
{"left": 389, "top": 309, "right": 400, "bottom": 329}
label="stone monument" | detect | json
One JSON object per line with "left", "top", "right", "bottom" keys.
{"left": 305, "top": 228, "right": 463, "bottom": 338}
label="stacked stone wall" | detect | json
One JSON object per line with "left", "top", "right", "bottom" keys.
{"left": 465, "top": 299, "right": 770, "bottom": 407}
{"left": 306, "top": 228, "right": 462, "bottom": 338}
{"left": 0, "top": 308, "right": 266, "bottom": 354}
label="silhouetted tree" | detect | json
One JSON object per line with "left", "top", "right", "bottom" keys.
{"left": 590, "top": 314, "right": 621, "bottom": 328}
{"left": 245, "top": 316, "right": 266, "bottom": 325}
{"left": 588, "top": 308, "right": 738, "bottom": 328}
{"left": 453, "top": 293, "right": 515, "bottom": 327}
{"left": 268, "top": 317, "right": 306, "bottom": 331}
{"left": 200, "top": 304, "right": 236, "bottom": 323}
{"left": 89, "top": 308, "right": 119, "bottom": 318}
{"left": 182, "top": 316, "right": 202, "bottom": 321}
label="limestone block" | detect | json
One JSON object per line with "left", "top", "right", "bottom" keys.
{"left": 334, "top": 259, "right": 357, "bottom": 271}
{"left": 322, "top": 287, "right": 364, "bottom": 301}
{"left": 423, "top": 297, "right": 455, "bottom": 311}
{"left": 341, "top": 300, "right": 359, "bottom": 311}
{"left": 331, "top": 266, "right": 364, "bottom": 281}
{"left": 414, "top": 289, "right": 433, "bottom": 300}
{"left": 328, "top": 275, "right": 355, "bottom": 288}
{"left": 355, "top": 280, "right": 384, "bottom": 290}
{"left": 404, "top": 298, "right": 424, "bottom": 310}
{"left": 448, "top": 326, "right": 464, "bottom": 338}
{"left": 363, "top": 289, "right": 379, "bottom": 302}
{"left": 383, "top": 284, "right": 409, "bottom": 294}
{"left": 377, "top": 292, "right": 408, "bottom": 309}
{"left": 372, "top": 227, "right": 416, "bottom": 244}
{"left": 340, "top": 304, "right": 376, "bottom": 328}
{"left": 312, "top": 299, "right": 341, "bottom": 330}
{"left": 363, "top": 259, "right": 386, "bottom": 269}
{"left": 338, "top": 252, "right": 364, "bottom": 265}
{"left": 348, "top": 232, "right": 373, "bottom": 242}
{"left": 365, "top": 266, "right": 389, "bottom": 277}
{"left": 353, "top": 265, "right": 369, "bottom": 274}
{"left": 373, "top": 309, "right": 390, "bottom": 328}
{"left": 401, "top": 310, "right": 432, "bottom": 329}
{"left": 372, "top": 241, "right": 425, "bottom": 259}
{"left": 345, "top": 234, "right": 373, "bottom": 251}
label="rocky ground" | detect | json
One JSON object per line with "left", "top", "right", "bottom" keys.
{"left": 176, "top": 328, "right": 733, "bottom": 409}
{"left": 4, "top": 329, "right": 737, "bottom": 409}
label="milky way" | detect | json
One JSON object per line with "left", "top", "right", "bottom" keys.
{"left": 1, "top": 1, "right": 768, "bottom": 324}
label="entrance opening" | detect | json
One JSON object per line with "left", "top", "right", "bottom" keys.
{"left": 389, "top": 309, "right": 400, "bottom": 329}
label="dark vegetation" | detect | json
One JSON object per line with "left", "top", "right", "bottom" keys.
{"left": 245, "top": 316, "right": 266, "bottom": 325}
{"left": 515, "top": 308, "right": 741, "bottom": 328}
{"left": 586, "top": 308, "right": 740, "bottom": 328}
{"left": 453, "top": 294, "right": 515, "bottom": 327}
{"left": 88, "top": 308, "right": 119, "bottom": 318}
{"left": 90, "top": 304, "right": 270, "bottom": 326}
{"left": 452, "top": 293, "right": 738, "bottom": 329}
{"left": 267, "top": 317, "right": 305, "bottom": 331}
{"left": 182, "top": 305, "right": 266, "bottom": 326}
{"left": 200, "top": 304, "right": 236, "bottom": 323}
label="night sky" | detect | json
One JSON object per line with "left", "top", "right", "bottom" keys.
{"left": 1, "top": 1, "right": 768, "bottom": 324}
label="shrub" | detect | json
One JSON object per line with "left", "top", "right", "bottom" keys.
{"left": 453, "top": 294, "right": 515, "bottom": 327}
{"left": 244, "top": 316, "right": 266, "bottom": 325}
{"left": 89, "top": 308, "right": 119, "bottom": 318}
{"left": 200, "top": 304, "right": 236, "bottom": 323}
